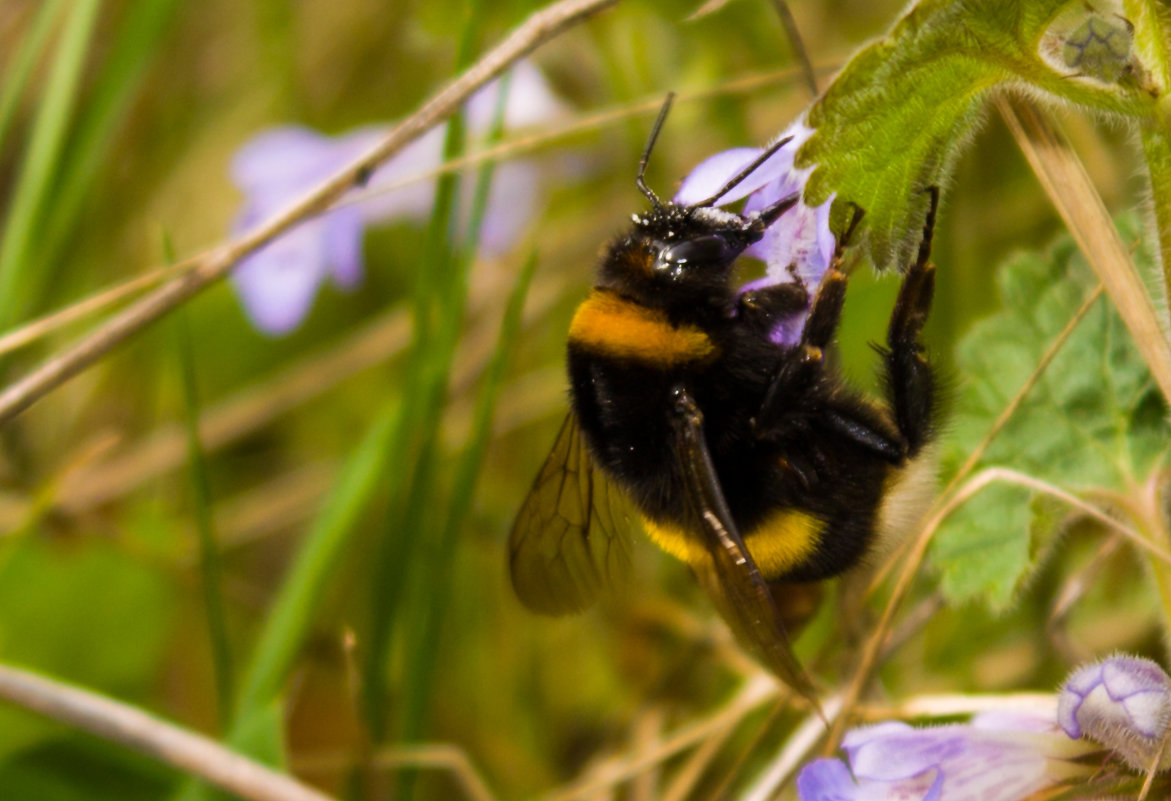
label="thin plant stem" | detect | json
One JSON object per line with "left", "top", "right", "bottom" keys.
{"left": 0, "top": 663, "right": 335, "bottom": 801}
{"left": 174, "top": 307, "right": 235, "bottom": 723}
{"left": 0, "top": 61, "right": 828, "bottom": 361}
{"left": 998, "top": 96, "right": 1171, "bottom": 403}
{"left": 0, "top": 0, "right": 622, "bottom": 426}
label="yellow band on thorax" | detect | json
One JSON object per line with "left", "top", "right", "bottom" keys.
{"left": 569, "top": 290, "right": 716, "bottom": 367}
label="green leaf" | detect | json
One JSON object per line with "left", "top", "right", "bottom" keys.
{"left": 947, "top": 214, "right": 1169, "bottom": 488}
{"left": 799, "top": 0, "right": 1162, "bottom": 270}
{"left": 932, "top": 213, "right": 1171, "bottom": 606}
{"left": 0, "top": 736, "right": 173, "bottom": 801}
{"left": 934, "top": 484, "right": 1033, "bottom": 609}
{"left": 0, "top": 538, "right": 175, "bottom": 761}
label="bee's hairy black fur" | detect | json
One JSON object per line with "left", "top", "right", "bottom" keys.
{"left": 509, "top": 100, "right": 940, "bottom": 702}
{"left": 568, "top": 190, "right": 939, "bottom": 584}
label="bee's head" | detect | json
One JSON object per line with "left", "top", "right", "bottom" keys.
{"left": 595, "top": 93, "right": 798, "bottom": 313}
{"left": 597, "top": 198, "right": 794, "bottom": 310}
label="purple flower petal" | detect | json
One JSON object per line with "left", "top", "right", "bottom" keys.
{"left": 794, "top": 758, "right": 862, "bottom": 801}
{"left": 673, "top": 120, "right": 834, "bottom": 348}
{"left": 675, "top": 147, "right": 770, "bottom": 206}
{"left": 799, "top": 709, "right": 1094, "bottom": 801}
{"left": 467, "top": 59, "right": 569, "bottom": 131}
{"left": 233, "top": 220, "right": 331, "bottom": 336}
{"left": 324, "top": 206, "right": 364, "bottom": 289}
{"left": 231, "top": 127, "right": 339, "bottom": 191}
{"left": 475, "top": 160, "right": 541, "bottom": 257}
{"left": 228, "top": 61, "right": 565, "bottom": 335}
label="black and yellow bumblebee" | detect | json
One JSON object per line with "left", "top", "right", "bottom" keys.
{"left": 509, "top": 98, "right": 940, "bottom": 706}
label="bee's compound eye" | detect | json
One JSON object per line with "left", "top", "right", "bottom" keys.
{"left": 659, "top": 235, "right": 733, "bottom": 269}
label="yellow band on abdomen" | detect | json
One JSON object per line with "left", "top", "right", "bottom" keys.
{"left": 641, "top": 508, "right": 822, "bottom": 580}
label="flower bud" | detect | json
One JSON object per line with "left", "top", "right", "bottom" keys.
{"left": 1058, "top": 654, "right": 1171, "bottom": 772}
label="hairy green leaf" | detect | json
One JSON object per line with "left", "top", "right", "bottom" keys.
{"left": 800, "top": 0, "right": 1162, "bottom": 270}
{"left": 932, "top": 214, "right": 1169, "bottom": 606}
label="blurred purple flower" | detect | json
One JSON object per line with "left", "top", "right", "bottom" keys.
{"left": 1058, "top": 654, "right": 1171, "bottom": 772}
{"left": 230, "top": 61, "right": 567, "bottom": 335}
{"left": 675, "top": 121, "right": 834, "bottom": 346}
{"left": 797, "top": 708, "right": 1094, "bottom": 801}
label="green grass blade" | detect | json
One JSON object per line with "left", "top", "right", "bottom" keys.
{"left": 0, "top": 0, "right": 67, "bottom": 156}
{"left": 359, "top": 1, "right": 485, "bottom": 745}
{"left": 172, "top": 300, "right": 235, "bottom": 726}
{"left": 235, "top": 403, "right": 398, "bottom": 721}
{"left": 395, "top": 72, "right": 514, "bottom": 749}
{"left": 32, "top": 0, "right": 183, "bottom": 288}
{"left": 401, "top": 250, "right": 538, "bottom": 743}
{"left": 0, "top": 0, "right": 102, "bottom": 331}
{"left": 175, "top": 402, "right": 400, "bottom": 800}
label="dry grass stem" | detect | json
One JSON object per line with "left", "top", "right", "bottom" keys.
{"left": 863, "top": 691, "right": 1057, "bottom": 721}
{"left": 295, "top": 744, "right": 500, "bottom": 801}
{"left": 0, "top": 257, "right": 196, "bottom": 357}
{"left": 998, "top": 96, "right": 1171, "bottom": 403}
{"left": 866, "top": 280, "right": 1107, "bottom": 599}
{"left": 0, "top": 61, "right": 840, "bottom": 363}
{"left": 972, "top": 467, "right": 1171, "bottom": 563}
{"left": 740, "top": 692, "right": 844, "bottom": 801}
{"left": 0, "top": 0, "right": 622, "bottom": 426}
{"left": 537, "top": 675, "right": 776, "bottom": 801}
{"left": 0, "top": 663, "right": 336, "bottom": 801}
{"left": 946, "top": 285, "right": 1105, "bottom": 492}
{"left": 828, "top": 456, "right": 1166, "bottom": 748}
{"left": 338, "top": 62, "right": 840, "bottom": 212}
{"left": 657, "top": 715, "right": 736, "bottom": 801}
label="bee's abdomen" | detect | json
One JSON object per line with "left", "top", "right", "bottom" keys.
{"left": 567, "top": 289, "right": 718, "bottom": 368}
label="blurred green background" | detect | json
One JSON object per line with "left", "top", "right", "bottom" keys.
{"left": 0, "top": 1, "right": 1153, "bottom": 799}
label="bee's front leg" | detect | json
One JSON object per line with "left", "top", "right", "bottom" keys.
{"left": 754, "top": 268, "right": 848, "bottom": 430}
{"left": 736, "top": 279, "right": 808, "bottom": 336}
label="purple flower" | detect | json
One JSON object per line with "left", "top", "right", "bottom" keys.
{"left": 1058, "top": 654, "right": 1171, "bottom": 772}
{"left": 675, "top": 121, "right": 834, "bottom": 346}
{"left": 230, "top": 61, "right": 567, "bottom": 335}
{"left": 797, "top": 708, "right": 1094, "bottom": 801}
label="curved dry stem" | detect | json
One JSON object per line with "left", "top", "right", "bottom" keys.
{"left": 0, "top": 663, "right": 335, "bottom": 801}
{"left": 0, "top": 59, "right": 839, "bottom": 363}
{"left": 829, "top": 462, "right": 1168, "bottom": 748}
{"left": 0, "top": 0, "right": 622, "bottom": 426}
{"left": 536, "top": 675, "right": 776, "bottom": 801}
{"left": 974, "top": 467, "right": 1171, "bottom": 564}
{"left": 998, "top": 96, "right": 1171, "bottom": 404}
{"left": 295, "top": 744, "right": 499, "bottom": 801}
{"left": 740, "top": 692, "right": 844, "bottom": 801}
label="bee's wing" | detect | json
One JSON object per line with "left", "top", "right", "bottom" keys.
{"left": 509, "top": 413, "right": 634, "bottom": 615}
{"left": 670, "top": 389, "right": 821, "bottom": 712}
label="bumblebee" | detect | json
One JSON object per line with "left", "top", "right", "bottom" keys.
{"left": 509, "top": 99, "right": 939, "bottom": 705}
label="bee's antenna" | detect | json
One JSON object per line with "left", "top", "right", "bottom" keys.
{"left": 637, "top": 93, "right": 675, "bottom": 211}
{"left": 692, "top": 136, "right": 793, "bottom": 209}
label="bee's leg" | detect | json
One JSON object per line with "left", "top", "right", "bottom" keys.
{"left": 755, "top": 268, "right": 848, "bottom": 429}
{"left": 768, "top": 580, "right": 823, "bottom": 638}
{"left": 756, "top": 202, "right": 863, "bottom": 409}
{"left": 736, "top": 279, "right": 808, "bottom": 336}
{"left": 882, "top": 187, "right": 939, "bottom": 456}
